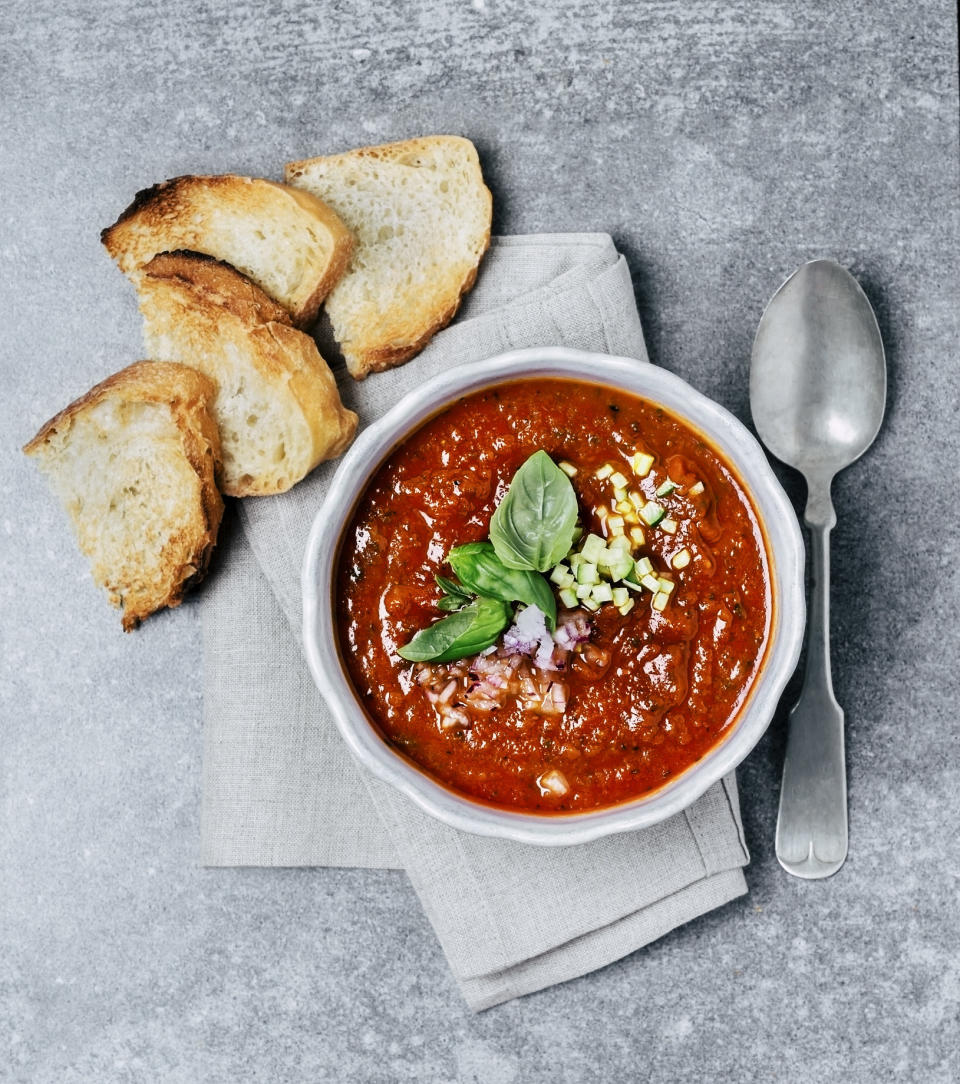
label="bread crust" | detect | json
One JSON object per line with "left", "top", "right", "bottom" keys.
{"left": 285, "top": 136, "right": 492, "bottom": 379}
{"left": 102, "top": 174, "right": 355, "bottom": 328}
{"left": 24, "top": 361, "right": 224, "bottom": 630}
{"left": 138, "top": 252, "right": 358, "bottom": 496}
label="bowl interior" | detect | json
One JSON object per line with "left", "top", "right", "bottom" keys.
{"left": 302, "top": 347, "right": 805, "bottom": 845}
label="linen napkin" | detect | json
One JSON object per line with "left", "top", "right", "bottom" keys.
{"left": 201, "top": 234, "right": 750, "bottom": 1011}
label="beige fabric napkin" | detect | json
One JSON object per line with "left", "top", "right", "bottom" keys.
{"left": 200, "top": 234, "right": 750, "bottom": 1011}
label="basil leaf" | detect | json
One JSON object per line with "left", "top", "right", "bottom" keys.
{"left": 435, "top": 574, "right": 472, "bottom": 603}
{"left": 448, "top": 541, "right": 557, "bottom": 629}
{"left": 489, "top": 450, "right": 579, "bottom": 573}
{"left": 436, "top": 594, "right": 468, "bottom": 612}
{"left": 397, "top": 596, "right": 511, "bottom": 663}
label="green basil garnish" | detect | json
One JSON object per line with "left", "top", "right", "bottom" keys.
{"left": 448, "top": 541, "right": 557, "bottom": 629}
{"left": 434, "top": 574, "right": 473, "bottom": 611}
{"left": 397, "top": 596, "right": 511, "bottom": 663}
{"left": 489, "top": 450, "right": 579, "bottom": 573}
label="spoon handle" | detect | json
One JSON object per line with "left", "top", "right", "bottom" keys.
{"left": 775, "top": 517, "right": 848, "bottom": 878}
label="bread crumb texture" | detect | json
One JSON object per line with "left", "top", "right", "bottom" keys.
{"left": 285, "top": 136, "right": 492, "bottom": 378}
{"left": 23, "top": 361, "right": 224, "bottom": 630}
{"left": 101, "top": 174, "right": 354, "bottom": 327}
{"left": 138, "top": 252, "right": 357, "bottom": 496}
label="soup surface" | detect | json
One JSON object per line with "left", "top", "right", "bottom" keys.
{"left": 337, "top": 378, "right": 770, "bottom": 812}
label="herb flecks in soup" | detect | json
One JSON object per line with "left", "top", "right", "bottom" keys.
{"left": 337, "top": 379, "right": 770, "bottom": 812}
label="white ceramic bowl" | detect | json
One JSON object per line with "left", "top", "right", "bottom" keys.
{"left": 303, "top": 347, "right": 805, "bottom": 845}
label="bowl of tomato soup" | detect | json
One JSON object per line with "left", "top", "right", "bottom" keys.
{"left": 303, "top": 346, "right": 805, "bottom": 845}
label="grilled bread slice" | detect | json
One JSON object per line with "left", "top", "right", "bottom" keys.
{"left": 23, "top": 361, "right": 224, "bottom": 631}
{"left": 137, "top": 251, "right": 358, "bottom": 497}
{"left": 101, "top": 174, "right": 354, "bottom": 327}
{"left": 285, "top": 136, "right": 492, "bottom": 379}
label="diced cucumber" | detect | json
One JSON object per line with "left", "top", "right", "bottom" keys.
{"left": 615, "top": 498, "right": 631, "bottom": 515}
{"left": 622, "top": 578, "right": 644, "bottom": 593}
{"left": 631, "top": 452, "right": 654, "bottom": 477}
{"left": 582, "top": 597, "right": 601, "bottom": 612}
{"left": 568, "top": 551, "right": 584, "bottom": 569}
{"left": 610, "top": 471, "right": 629, "bottom": 489}
{"left": 656, "top": 478, "right": 678, "bottom": 497}
{"left": 595, "top": 464, "right": 614, "bottom": 480}
{"left": 591, "top": 582, "right": 613, "bottom": 603}
{"left": 660, "top": 518, "right": 678, "bottom": 535}
{"left": 559, "top": 460, "right": 578, "bottom": 478}
{"left": 576, "top": 562, "right": 599, "bottom": 585}
{"left": 575, "top": 582, "right": 593, "bottom": 599}
{"left": 689, "top": 481, "right": 705, "bottom": 496}
{"left": 629, "top": 526, "right": 646, "bottom": 547}
{"left": 612, "top": 586, "right": 629, "bottom": 607}
{"left": 640, "top": 501, "right": 666, "bottom": 526}
{"left": 580, "top": 533, "right": 607, "bottom": 564}
{"left": 657, "top": 577, "right": 675, "bottom": 594}
{"left": 559, "top": 586, "right": 579, "bottom": 609}
{"left": 618, "top": 599, "right": 635, "bottom": 616}
{"left": 671, "top": 548, "right": 692, "bottom": 570}
{"left": 607, "top": 554, "right": 634, "bottom": 581}
{"left": 606, "top": 515, "right": 625, "bottom": 536}
{"left": 634, "top": 556, "right": 654, "bottom": 577}
{"left": 652, "top": 591, "right": 670, "bottom": 612}
{"left": 640, "top": 574, "right": 660, "bottom": 593}
{"left": 550, "top": 563, "right": 570, "bottom": 585}
{"left": 608, "top": 534, "right": 632, "bottom": 554}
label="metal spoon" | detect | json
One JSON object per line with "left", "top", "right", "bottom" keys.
{"left": 750, "top": 260, "right": 886, "bottom": 879}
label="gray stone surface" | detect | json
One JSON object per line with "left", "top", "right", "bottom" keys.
{"left": 2, "top": 0, "right": 958, "bottom": 1079}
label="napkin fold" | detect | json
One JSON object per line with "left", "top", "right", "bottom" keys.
{"left": 201, "top": 234, "right": 750, "bottom": 1011}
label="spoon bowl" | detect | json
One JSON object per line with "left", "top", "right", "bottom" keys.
{"left": 751, "top": 260, "right": 886, "bottom": 482}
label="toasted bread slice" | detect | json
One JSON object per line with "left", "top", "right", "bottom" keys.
{"left": 137, "top": 251, "right": 358, "bottom": 497}
{"left": 23, "top": 361, "right": 224, "bottom": 631}
{"left": 101, "top": 174, "right": 354, "bottom": 327}
{"left": 285, "top": 136, "right": 492, "bottom": 379}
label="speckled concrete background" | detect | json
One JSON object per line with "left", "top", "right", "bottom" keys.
{"left": 2, "top": 1, "right": 958, "bottom": 1080}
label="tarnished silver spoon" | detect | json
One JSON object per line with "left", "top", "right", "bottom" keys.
{"left": 750, "top": 260, "right": 886, "bottom": 879}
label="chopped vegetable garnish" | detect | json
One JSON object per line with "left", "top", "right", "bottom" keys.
{"left": 559, "top": 586, "right": 579, "bottom": 609}
{"left": 617, "top": 599, "right": 635, "bottom": 616}
{"left": 660, "top": 518, "right": 678, "bottom": 535}
{"left": 640, "top": 500, "right": 666, "bottom": 526}
{"left": 689, "top": 481, "right": 705, "bottom": 496}
{"left": 592, "top": 582, "right": 613, "bottom": 603}
{"left": 656, "top": 478, "right": 678, "bottom": 497}
{"left": 630, "top": 451, "right": 654, "bottom": 476}
{"left": 576, "top": 561, "right": 599, "bottom": 585}
{"left": 580, "top": 533, "right": 606, "bottom": 564}
{"left": 595, "top": 463, "right": 614, "bottom": 480}
{"left": 635, "top": 556, "right": 654, "bottom": 577}
{"left": 550, "top": 563, "right": 570, "bottom": 585}
{"left": 640, "top": 573, "right": 660, "bottom": 593}
{"left": 629, "top": 526, "right": 646, "bottom": 547}
{"left": 672, "top": 548, "right": 692, "bottom": 569}
{"left": 657, "top": 577, "right": 675, "bottom": 595}
{"left": 558, "top": 460, "right": 578, "bottom": 477}
{"left": 652, "top": 591, "right": 670, "bottom": 611}
{"left": 610, "top": 471, "right": 629, "bottom": 489}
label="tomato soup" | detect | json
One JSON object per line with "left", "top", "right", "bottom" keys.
{"left": 337, "top": 379, "right": 770, "bottom": 812}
